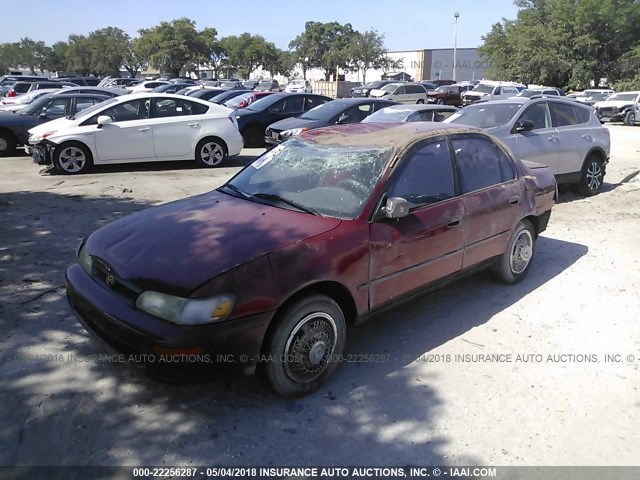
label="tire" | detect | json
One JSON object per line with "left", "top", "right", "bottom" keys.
{"left": 195, "top": 137, "right": 226, "bottom": 167}
{"left": 0, "top": 131, "right": 17, "bottom": 157}
{"left": 264, "top": 294, "right": 346, "bottom": 397}
{"left": 242, "top": 125, "right": 264, "bottom": 148}
{"left": 437, "top": 99, "right": 444, "bottom": 105}
{"left": 491, "top": 219, "right": 536, "bottom": 284}
{"left": 416, "top": 99, "right": 425, "bottom": 104}
{"left": 576, "top": 155, "right": 604, "bottom": 196}
{"left": 52, "top": 141, "right": 92, "bottom": 174}
{"left": 624, "top": 111, "right": 636, "bottom": 126}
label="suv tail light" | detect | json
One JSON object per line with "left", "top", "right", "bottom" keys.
{"left": 7, "top": 91, "right": 16, "bottom": 97}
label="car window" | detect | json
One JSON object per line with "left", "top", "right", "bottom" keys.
{"left": 304, "top": 96, "right": 326, "bottom": 111}
{"left": 151, "top": 98, "right": 207, "bottom": 117}
{"left": 549, "top": 102, "right": 578, "bottom": 127}
{"left": 452, "top": 136, "right": 509, "bottom": 193}
{"left": 407, "top": 110, "right": 433, "bottom": 122}
{"left": 76, "top": 97, "right": 103, "bottom": 112}
{"left": 574, "top": 105, "right": 592, "bottom": 124}
{"left": 435, "top": 110, "right": 455, "bottom": 121}
{"left": 406, "top": 85, "right": 424, "bottom": 94}
{"left": 278, "top": 97, "right": 304, "bottom": 114}
{"left": 340, "top": 103, "right": 374, "bottom": 122}
{"left": 395, "top": 86, "right": 407, "bottom": 95}
{"left": 387, "top": 139, "right": 455, "bottom": 208}
{"left": 35, "top": 98, "right": 67, "bottom": 116}
{"left": 518, "top": 102, "right": 551, "bottom": 130}
{"left": 90, "top": 98, "right": 150, "bottom": 123}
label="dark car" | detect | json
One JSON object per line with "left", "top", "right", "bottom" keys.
{"left": 65, "top": 122, "right": 556, "bottom": 396}
{"left": 426, "top": 84, "right": 474, "bottom": 106}
{"left": 351, "top": 80, "right": 397, "bottom": 98}
{"left": 243, "top": 80, "right": 260, "bottom": 90}
{"left": 63, "top": 77, "right": 102, "bottom": 86}
{"left": 219, "top": 80, "right": 246, "bottom": 90}
{"left": 235, "top": 93, "right": 332, "bottom": 147}
{"left": 208, "top": 89, "right": 251, "bottom": 105}
{"left": 0, "top": 93, "right": 109, "bottom": 156}
{"left": 51, "top": 86, "right": 125, "bottom": 98}
{"left": 152, "top": 83, "right": 194, "bottom": 94}
{"left": 362, "top": 104, "right": 458, "bottom": 123}
{"left": 265, "top": 98, "right": 397, "bottom": 146}
{"left": 255, "top": 80, "right": 280, "bottom": 92}
{"left": 420, "top": 82, "right": 437, "bottom": 91}
{"left": 187, "top": 88, "right": 227, "bottom": 101}
{"left": 223, "top": 91, "right": 274, "bottom": 110}
{"left": 429, "top": 79, "right": 456, "bottom": 87}
{"left": 0, "top": 75, "right": 48, "bottom": 96}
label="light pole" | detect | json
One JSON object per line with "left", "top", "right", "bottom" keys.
{"left": 453, "top": 12, "right": 460, "bottom": 81}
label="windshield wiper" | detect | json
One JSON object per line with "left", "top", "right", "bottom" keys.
{"left": 219, "top": 183, "right": 251, "bottom": 198}
{"left": 252, "top": 193, "right": 318, "bottom": 215}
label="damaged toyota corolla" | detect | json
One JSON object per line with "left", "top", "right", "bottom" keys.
{"left": 66, "top": 122, "right": 556, "bottom": 396}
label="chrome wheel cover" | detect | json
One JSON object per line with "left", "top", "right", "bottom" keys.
{"left": 586, "top": 160, "right": 603, "bottom": 192}
{"left": 58, "top": 146, "right": 86, "bottom": 173}
{"left": 200, "top": 142, "right": 224, "bottom": 166}
{"left": 284, "top": 312, "right": 337, "bottom": 383}
{"left": 0, "top": 137, "right": 8, "bottom": 151}
{"left": 510, "top": 229, "right": 533, "bottom": 275}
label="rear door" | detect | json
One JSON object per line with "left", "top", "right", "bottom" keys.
{"left": 150, "top": 97, "right": 211, "bottom": 158}
{"left": 548, "top": 101, "right": 590, "bottom": 175}
{"left": 450, "top": 135, "right": 522, "bottom": 268}
{"left": 368, "top": 137, "right": 465, "bottom": 307}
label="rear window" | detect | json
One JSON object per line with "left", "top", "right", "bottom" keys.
{"left": 574, "top": 105, "right": 592, "bottom": 124}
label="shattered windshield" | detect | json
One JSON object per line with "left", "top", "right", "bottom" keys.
{"left": 223, "top": 138, "right": 394, "bottom": 218}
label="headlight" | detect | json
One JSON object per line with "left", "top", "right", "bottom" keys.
{"left": 77, "top": 241, "right": 92, "bottom": 274}
{"left": 361, "top": 89, "right": 370, "bottom": 94}
{"left": 135, "top": 291, "right": 235, "bottom": 325}
{"left": 42, "top": 130, "right": 57, "bottom": 139}
{"left": 281, "top": 127, "right": 309, "bottom": 138}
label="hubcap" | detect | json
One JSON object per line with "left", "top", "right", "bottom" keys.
{"left": 510, "top": 229, "right": 533, "bottom": 275}
{"left": 284, "top": 312, "right": 337, "bottom": 383}
{"left": 0, "top": 138, "right": 7, "bottom": 151}
{"left": 58, "top": 146, "right": 86, "bottom": 173}
{"left": 200, "top": 142, "right": 224, "bottom": 166}
{"left": 586, "top": 161, "right": 602, "bottom": 192}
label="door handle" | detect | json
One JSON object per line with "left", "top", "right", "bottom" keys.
{"left": 509, "top": 195, "right": 520, "bottom": 205}
{"left": 547, "top": 135, "right": 559, "bottom": 142}
{"left": 138, "top": 127, "right": 150, "bottom": 132}
{"left": 187, "top": 122, "right": 200, "bottom": 127}
{"left": 446, "top": 216, "right": 462, "bottom": 227}
{"left": 581, "top": 134, "right": 593, "bottom": 141}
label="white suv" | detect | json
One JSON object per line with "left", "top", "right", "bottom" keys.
{"left": 369, "top": 83, "right": 428, "bottom": 104}
{"left": 461, "top": 81, "right": 524, "bottom": 106}
{"left": 593, "top": 91, "right": 639, "bottom": 126}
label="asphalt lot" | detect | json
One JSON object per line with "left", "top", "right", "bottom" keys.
{"left": 0, "top": 126, "right": 639, "bottom": 467}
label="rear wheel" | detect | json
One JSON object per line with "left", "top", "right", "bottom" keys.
{"left": 416, "top": 99, "right": 425, "bottom": 104}
{"left": 264, "top": 294, "right": 346, "bottom": 397}
{"left": 242, "top": 125, "right": 264, "bottom": 148}
{"left": 0, "top": 131, "right": 16, "bottom": 157}
{"left": 576, "top": 155, "right": 604, "bottom": 196}
{"left": 52, "top": 141, "right": 92, "bottom": 174}
{"left": 624, "top": 111, "right": 636, "bottom": 126}
{"left": 436, "top": 99, "right": 444, "bottom": 105}
{"left": 195, "top": 137, "right": 226, "bottom": 167}
{"left": 491, "top": 220, "right": 536, "bottom": 284}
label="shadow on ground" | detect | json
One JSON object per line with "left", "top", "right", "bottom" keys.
{"left": 0, "top": 189, "right": 587, "bottom": 468}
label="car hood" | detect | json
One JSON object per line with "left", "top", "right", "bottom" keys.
{"left": 28, "top": 116, "right": 78, "bottom": 137}
{"left": 369, "top": 89, "right": 388, "bottom": 98}
{"left": 84, "top": 190, "right": 342, "bottom": 296}
{"left": 593, "top": 100, "right": 632, "bottom": 109}
{"left": 268, "top": 117, "right": 327, "bottom": 131}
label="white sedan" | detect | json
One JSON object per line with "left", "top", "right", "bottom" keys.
{"left": 28, "top": 93, "right": 244, "bottom": 174}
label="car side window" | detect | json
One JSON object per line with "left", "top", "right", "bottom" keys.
{"left": 395, "top": 86, "right": 406, "bottom": 95}
{"left": 151, "top": 98, "right": 207, "bottom": 117}
{"left": 407, "top": 110, "right": 433, "bottom": 122}
{"left": 549, "top": 102, "right": 578, "bottom": 127}
{"left": 518, "top": 102, "right": 551, "bottom": 130}
{"left": 280, "top": 97, "right": 304, "bottom": 114}
{"left": 574, "top": 105, "right": 591, "bottom": 124}
{"left": 304, "top": 97, "right": 325, "bottom": 111}
{"left": 343, "top": 103, "right": 374, "bottom": 122}
{"left": 452, "top": 136, "right": 508, "bottom": 193}
{"left": 36, "top": 98, "right": 67, "bottom": 117}
{"left": 89, "top": 99, "right": 150, "bottom": 124}
{"left": 76, "top": 98, "right": 102, "bottom": 112}
{"left": 387, "top": 139, "right": 455, "bottom": 208}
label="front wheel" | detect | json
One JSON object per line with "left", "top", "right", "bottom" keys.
{"left": 0, "top": 131, "right": 16, "bottom": 157}
{"left": 52, "top": 141, "right": 92, "bottom": 174}
{"left": 624, "top": 111, "right": 636, "bottom": 126}
{"left": 264, "top": 294, "right": 346, "bottom": 397}
{"left": 491, "top": 219, "right": 536, "bottom": 284}
{"left": 416, "top": 99, "right": 425, "bottom": 104}
{"left": 576, "top": 155, "right": 604, "bottom": 196}
{"left": 195, "top": 137, "right": 226, "bottom": 167}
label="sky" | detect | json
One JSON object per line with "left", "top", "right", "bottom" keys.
{"left": 0, "top": 0, "right": 520, "bottom": 51}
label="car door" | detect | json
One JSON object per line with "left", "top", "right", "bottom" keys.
{"left": 150, "top": 97, "right": 209, "bottom": 159}
{"left": 547, "top": 101, "right": 589, "bottom": 175}
{"left": 268, "top": 96, "right": 305, "bottom": 123}
{"left": 503, "top": 101, "right": 561, "bottom": 172}
{"left": 450, "top": 135, "right": 522, "bottom": 268}
{"left": 368, "top": 137, "right": 465, "bottom": 308}
{"left": 90, "top": 97, "right": 156, "bottom": 162}
{"left": 391, "top": 85, "right": 407, "bottom": 103}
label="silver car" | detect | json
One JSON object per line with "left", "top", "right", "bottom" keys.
{"left": 444, "top": 98, "right": 610, "bottom": 196}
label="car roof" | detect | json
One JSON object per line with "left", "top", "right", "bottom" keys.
{"left": 46, "top": 93, "right": 111, "bottom": 98}
{"left": 382, "top": 104, "right": 457, "bottom": 111}
{"left": 610, "top": 90, "right": 640, "bottom": 95}
{"left": 301, "top": 122, "right": 485, "bottom": 149}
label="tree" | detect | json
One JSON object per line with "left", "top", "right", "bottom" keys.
{"left": 65, "top": 34, "right": 92, "bottom": 75}
{"left": 221, "top": 33, "right": 273, "bottom": 78}
{"left": 0, "top": 43, "right": 21, "bottom": 73}
{"left": 41, "top": 41, "right": 69, "bottom": 73}
{"left": 123, "top": 37, "right": 147, "bottom": 78}
{"left": 136, "top": 18, "right": 202, "bottom": 77}
{"left": 197, "top": 27, "right": 226, "bottom": 78}
{"left": 289, "top": 21, "right": 357, "bottom": 80}
{"left": 349, "top": 29, "right": 387, "bottom": 84}
{"left": 16, "top": 37, "right": 48, "bottom": 74}
{"left": 86, "top": 27, "right": 131, "bottom": 77}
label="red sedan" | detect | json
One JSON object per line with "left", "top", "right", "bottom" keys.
{"left": 65, "top": 123, "right": 556, "bottom": 396}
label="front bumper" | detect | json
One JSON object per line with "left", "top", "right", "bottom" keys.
{"left": 595, "top": 109, "right": 625, "bottom": 122}
{"left": 30, "top": 140, "right": 54, "bottom": 166}
{"left": 65, "top": 263, "right": 274, "bottom": 375}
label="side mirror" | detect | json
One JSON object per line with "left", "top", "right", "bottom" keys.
{"left": 97, "top": 115, "right": 112, "bottom": 126}
{"left": 336, "top": 113, "right": 350, "bottom": 124}
{"left": 38, "top": 113, "right": 48, "bottom": 119}
{"left": 269, "top": 107, "right": 280, "bottom": 114}
{"left": 384, "top": 197, "right": 409, "bottom": 219}
{"left": 515, "top": 119, "right": 534, "bottom": 132}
